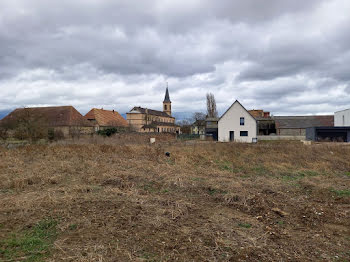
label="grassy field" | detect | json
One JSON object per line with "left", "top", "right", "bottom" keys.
{"left": 0, "top": 141, "right": 349, "bottom": 261}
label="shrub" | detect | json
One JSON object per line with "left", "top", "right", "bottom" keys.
{"left": 48, "top": 128, "right": 65, "bottom": 141}
{"left": 97, "top": 128, "right": 118, "bottom": 137}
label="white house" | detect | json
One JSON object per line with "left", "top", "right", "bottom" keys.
{"left": 335, "top": 109, "right": 350, "bottom": 126}
{"left": 218, "top": 100, "right": 257, "bottom": 143}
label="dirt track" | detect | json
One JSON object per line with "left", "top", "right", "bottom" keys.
{"left": 0, "top": 142, "right": 349, "bottom": 261}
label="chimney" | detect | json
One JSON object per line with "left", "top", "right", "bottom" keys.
{"left": 264, "top": 112, "right": 270, "bottom": 118}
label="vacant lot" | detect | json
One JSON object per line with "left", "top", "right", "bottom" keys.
{"left": 0, "top": 141, "right": 349, "bottom": 261}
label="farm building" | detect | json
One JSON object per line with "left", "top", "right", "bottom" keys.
{"left": 126, "top": 87, "right": 181, "bottom": 134}
{"left": 0, "top": 106, "right": 94, "bottom": 138}
{"left": 306, "top": 126, "right": 350, "bottom": 142}
{"left": 248, "top": 110, "right": 276, "bottom": 135}
{"left": 85, "top": 108, "right": 128, "bottom": 132}
{"left": 218, "top": 100, "right": 257, "bottom": 143}
{"left": 274, "top": 115, "right": 334, "bottom": 136}
{"left": 335, "top": 109, "right": 350, "bottom": 126}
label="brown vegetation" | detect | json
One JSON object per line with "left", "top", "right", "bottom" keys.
{"left": 0, "top": 141, "right": 349, "bottom": 261}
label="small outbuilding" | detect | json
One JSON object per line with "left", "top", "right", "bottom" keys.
{"left": 218, "top": 100, "right": 257, "bottom": 143}
{"left": 274, "top": 115, "right": 334, "bottom": 136}
{"left": 306, "top": 126, "right": 350, "bottom": 142}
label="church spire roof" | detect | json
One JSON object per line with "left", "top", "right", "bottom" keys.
{"left": 163, "top": 85, "right": 171, "bottom": 103}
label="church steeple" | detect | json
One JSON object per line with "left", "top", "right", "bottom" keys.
{"left": 163, "top": 84, "right": 172, "bottom": 116}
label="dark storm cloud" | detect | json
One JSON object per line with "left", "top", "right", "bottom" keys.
{"left": 0, "top": 0, "right": 349, "bottom": 116}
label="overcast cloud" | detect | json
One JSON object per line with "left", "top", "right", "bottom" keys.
{"left": 0, "top": 0, "right": 349, "bottom": 117}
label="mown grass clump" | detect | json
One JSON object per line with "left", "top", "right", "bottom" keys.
{"left": 0, "top": 219, "right": 58, "bottom": 261}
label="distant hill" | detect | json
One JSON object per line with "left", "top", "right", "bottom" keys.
{"left": 172, "top": 112, "right": 195, "bottom": 121}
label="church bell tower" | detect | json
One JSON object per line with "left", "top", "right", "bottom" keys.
{"left": 163, "top": 85, "right": 171, "bottom": 116}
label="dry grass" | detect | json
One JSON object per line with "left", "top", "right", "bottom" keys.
{"left": 0, "top": 141, "right": 349, "bottom": 261}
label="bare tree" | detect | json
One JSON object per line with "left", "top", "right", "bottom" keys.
{"left": 206, "top": 93, "right": 218, "bottom": 118}
{"left": 192, "top": 112, "right": 206, "bottom": 122}
{"left": 9, "top": 108, "right": 48, "bottom": 141}
{"left": 176, "top": 119, "right": 191, "bottom": 134}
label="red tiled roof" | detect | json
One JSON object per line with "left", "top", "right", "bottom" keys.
{"left": 0, "top": 106, "right": 93, "bottom": 127}
{"left": 84, "top": 108, "right": 128, "bottom": 127}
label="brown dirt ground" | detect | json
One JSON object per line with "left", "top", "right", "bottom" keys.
{"left": 0, "top": 141, "right": 349, "bottom": 261}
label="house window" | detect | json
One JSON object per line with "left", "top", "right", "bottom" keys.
{"left": 164, "top": 105, "right": 167, "bottom": 110}
{"left": 240, "top": 117, "right": 245, "bottom": 126}
{"left": 240, "top": 131, "right": 248, "bottom": 136}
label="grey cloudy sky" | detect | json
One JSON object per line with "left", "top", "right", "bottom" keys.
{"left": 0, "top": 0, "right": 350, "bottom": 117}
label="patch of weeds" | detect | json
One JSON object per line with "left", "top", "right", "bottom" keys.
{"left": 143, "top": 182, "right": 158, "bottom": 193}
{"left": 281, "top": 172, "right": 306, "bottom": 182}
{"left": 191, "top": 177, "right": 204, "bottom": 182}
{"left": 0, "top": 218, "right": 58, "bottom": 262}
{"left": 331, "top": 189, "right": 350, "bottom": 197}
{"left": 161, "top": 189, "right": 169, "bottom": 194}
{"left": 0, "top": 188, "right": 14, "bottom": 194}
{"left": 238, "top": 223, "right": 252, "bottom": 229}
{"left": 298, "top": 170, "right": 319, "bottom": 177}
{"left": 139, "top": 251, "right": 158, "bottom": 262}
{"left": 68, "top": 224, "right": 77, "bottom": 231}
{"left": 282, "top": 174, "right": 299, "bottom": 181}
{"left": 276, "top": 220, "right": 284, "bottom": 226}
{"left": 207, "top": 187, "right": 228, "bottom": 196}
{"left": 251, "top": 165, "right": 269, "bottom": 176}
{"left": 217, "top": 161, "right": 239, "bottom": 173}
{"left": 344, "top": 172, "right": 350, "bottom": 177}
{"left": 165, "top": 158, "right": 175, "bottom": 165}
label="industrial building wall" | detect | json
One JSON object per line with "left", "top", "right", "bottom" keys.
{"left": 335, "top": 109, "right": 350, "bottom": 126}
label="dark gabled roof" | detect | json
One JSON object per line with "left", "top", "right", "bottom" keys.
{"left": 129, "top": 106, "right": 174, "bottom": 118}
{"left": 163, "top": 87, "right": 171, "bottom": 103}
{"left": 219, "top": 100, "right": 256, "bottom": 122}
{"left": 84, "top": 108, "right": 128, "bottom": 127}
{"left": 0, "top": 106, "right": 93, "bottom": 127}
{"left": 274, "top": 115, "right": 334, "bottom": 129}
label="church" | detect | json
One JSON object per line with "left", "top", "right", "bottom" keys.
{"left": 126, "top": 87, "right": 181, "bottom": 134}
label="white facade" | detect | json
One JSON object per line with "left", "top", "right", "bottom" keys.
{"left": 335, "top": 109, "right": 350, "bottom": 126}
{"left": 218, "top": 100, "right": 257, "bottom": 143}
